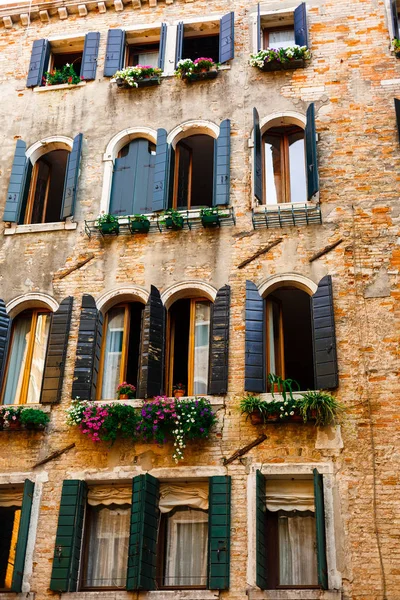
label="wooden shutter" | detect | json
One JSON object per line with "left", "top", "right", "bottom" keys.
{"left": 10, "top": 480, "right": 34, "bottom": 593}
{"left": 175, "top": 22, "right": 184, "bottom": 67}
{"left": 294, "top": 3, "right": 309, "bottom": 48}
{"left": 213, "top": 119, "right": 231, "bottom": 206}
{"left": 219, "top": 12, "right": 234, "bottom": 63}
{"left": 104, "top": 29, "right": 126, "bottom": 76}
{"left": 245, "top": 281, "right": 265, "bottom": 393}
{"left": 208, "top": 285, "right": 230, "bottom": 395}
{"left": 208, "top": 476, "right": 231, "bottom": 590}
{"left": 41, "top": 297, "right": 73, "bottom": 404}
{"left": 255, "top": 470, "right": 268, "bottom": 590}
{"left": 158, "top": 23, "right": 167, "bottom": 70}
{"left": 395, "top": 98, "right": 400, "bottom": 144}
{"left": 71, "top": 295, "right": 103, "bottom": 400}
{"left": 61, "top": 133, "right": 83, "bottom": 220}
{"left": 3, "top": 140, "right": 32, "bottom": 223}
{"left": 134, "top": 140, "right": 156, "bottom": 214}
{"left": 50, "top": 480, "right": 87, "bottom": 593}
{"left": 311, "top": 275, "right": 338, "bottom": 390}
{"left": 126, "top": 474, "right": 160, "bottom": 591}
{"left": 137, "top": 286, "right": 165, "bottom": 399}
{"left": 257, "top": 3, "right": 261, "bottom": 52}
{"left": 305, "top": 103, "right": 319, "bottom": 201}
{"left": 0, "top": 299, "right": 11, "bottom": 390}
{"left": 253, "top": 108, "right": 263, "bottom": 204}
{"left": 110, "top": 141, "right": 138, "bottom": 216}
{"left": 313, "top": 469, "right": 328, "bottom": 590}
{"left": 80, "top": 32, "right": 100, "bottom": 80}
{"left": 152, "top": 129, "right": 170, "bottom": 212}
{"left": 392, "top": 0, "right": 399, "bottom": 38}
{"left": 26, "top": 39, "right": 49, "bottom": 87}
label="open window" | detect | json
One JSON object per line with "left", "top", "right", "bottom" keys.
{"left": 104, "top": 25, "right": 167, "bottom": 77}
{"left": 47, "top": 36, "right": 84, "bottom": 78}
{"left": 171, "top": 135, "right": 214, "bottom": 209}
{"left": 255, "top": 3, "right": 308, "bottom": 52}
{"left": 175, "top": 13, "right": 234, "bottom": 66}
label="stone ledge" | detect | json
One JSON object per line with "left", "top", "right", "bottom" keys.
{"left": 33, "top": 81, "right": 86, "bottom": 92}
{"left": 247, "top": 590, "right": 342, "bottom": 600}
{"left": 4, "top": 221, "right": 78, "bottom": 235}
{"left": 62, "top": 591, "right": 219, "bottom": 600}
{"left": 0, "top": 594, "right": 35, "bottom": 599}
{"left": 96, "top": 396, "right": 225, "bottom": 408}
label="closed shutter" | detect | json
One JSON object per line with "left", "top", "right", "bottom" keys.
{"left": 135, "top": 140, "right": 156, "bottom": 214}
{"left": 50, "top": 480, "right": 87, "bottom": 593}
{"left": 175, "top": 22, "right": 184, "bottom": 66}
{"left": 104, "top": 29, "right": 126, "bottom": 76}
{"left": 126, "top": 474, "right": 160, "bottom": 591}
{"left": 313, "top": 469, "right": 328, "bottom": 590}
{"left": 158, "top": 23, "right": 167, "bottom": 70}
{"left": 392, "top": 0, "right": 399, "bottom": 38}
{"left": 395, "top": 98, "right": 400, "bottom": 143}
{"left": 208, "top": 285, "right": 230, "bottom": 395}
{"left": 61, "top": 133, "right": 83, "bottom": 220}
{"left": 255, "top": 470, "right": 267, "bottom": 590}
{"left": 41, "top": 297, "right": 73, "bottom": 404}
{"left": 208, "top": 476, "right": 231, "bottom": 590}
{"left": 71, "top": 295, "right": 103, "bottom": 400}
{"left": 152, "top": 129, "right": 170, "bottom": 212}
{"left": 257, "top": 3, "right": 261, "bottom": 52}
{"left": 110, "top": 141, "right": 139, "bottom": 216}
{"left": 0, "top": 299, "right": 11, "bottom": 390}
{"left": 311, "top": 275, "right": 338, "bottom": 390}
{"left": 305, "top": 103, "right": 319, "bottom": 200}
{"left": 137, "top": 286, "right": 165, "bottom": 399}
{"left": 253, "top": 108, "right": 263, "bottom": 204}
{"left": 213, "top": 119, "right": 231, "bottom": 206}
{"left": 245, "top": 281, "right": 265, "bottom": 393}
{"left": 294, "top": 3, "right": 309, "bottom": 48}
{"left": 81, "top": 32, "right": 100, "bottom": 80}
{"left": 10, "top": 480, "right": 34, "bottom": 593}
{"left": 219, "top": 12, "right": 234, "bottom": 63}
{"left": 26, "top": 39, "right": 49, "bottom": 87}
{"left": 3, "top": 140, "right": 32, "bottom": 223}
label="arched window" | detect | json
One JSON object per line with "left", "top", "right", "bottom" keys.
{"left": 172, "top": 135, "right": 214, "bottom": 209}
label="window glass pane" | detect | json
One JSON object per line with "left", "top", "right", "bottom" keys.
{"left": 288, "top": 132, "right": 307, "bottom": 203}
{"left": 26, "top": 313, "right": 50, "bottom": 404}
{"left": 2, "top": 314, "right": 32, "bottom": 405}
{"left": 278, "top": 514, "right": 318, "bottom": 585}
{"left": 0, "top": 506, "right": 21, "bottom": 589}
{"left": 101, "top": 307, "right": 125, "bottom": 400}
{"left": 136, "top": 51, "right": 159, "bottom": 67}
{"left": 265, "top": 136, "right": 282, "bottom": 204}
{"left": 177, "top": 144, "right": 191, "bottom": 208}
{"left": 268, "top": 29, "right": 295, "bottom": 49}
{"left": 193, "top": 302, "right": 210, "bottom": 395}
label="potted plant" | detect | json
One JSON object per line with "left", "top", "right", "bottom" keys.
{"left": 43, "top": 63, "right": 82, "bottom": 86}
{"left": 112, "top": 65, "right": 162, "bottom": 89}
{"left": 298, "top": 391, "right": 345, "bottom": 426}
{"left": 173, "top": 383, "right": 186, "bottom": 398}
{"left": 129, "top": 214, "right": 151, "bottom": 233}
{"left": 200, "top": 207, "right": 228, "bottom": 227}
{"left": 0, "top": 406, "right": 22, "bottom": 430}
{"left": 268, "top": 373, "right": 300, "bottom": 396}
{"left": 249, "top": 46, "right": 311, "bottom": 72}
{"left": 162, "top": 209, "right": 184, "bottom": 230}
{"left": 116, "top": 383, "right": 136, "bottom": 400}
{"left": 174, "top": 58, "right": 220, "bottom": 82}
{"left": 240, "top": 395, "right": 270, "bottom": 424}
{"left": 97, "top": 213, "right": 120, "bottom": 235}
{"left": 20, "top": 408, "right": 50, "bottom": 430}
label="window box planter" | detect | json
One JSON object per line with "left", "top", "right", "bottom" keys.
{"left": 129, "top": 219, "right": 150, "bottom": 233}
{"left": 261, "top": 58, "right": 305, "bottom": 71}
{"left": 0, "top": 406, "right": 50, "bottom": 431}
{"left": 99, "top": 222, "right": 120, "bottom": 235}
{"left": 165, "top": 216, "right": 184, "bottom": 230}
{"left": 250, "top": 47, "right": 311, "bottom": 73}
{"left": 115, "top": 76, "right": 161, "bottom": 89}
{"left": 184, "top": 70, "right": 219, "bottom": 83}
{"left": 202, "top": 213, "right": 220, "bottom": 227}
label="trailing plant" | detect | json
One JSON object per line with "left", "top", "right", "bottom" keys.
{"left": 44, "top": 63, "right": 82, "bottom": 86}
{"left": 101, "top": 404, "right": 141, "bottom": 444}
{"left": 174, "top": 57, "right": 219, "bottom": 80}
{"left": 162, "top": 208, "right": 184, "bottom": 229}
{"left": 240, "top": 394, "right": 298, "bottom": 423}
{"left": 20, "top": 408, "right": 50, "bottom": 430}
{"left": 249, "top": 46, "right": 311, "bottom": 69}
{"left": 239, "top": 395, "right": 270, "bottom": 421}
{"left": 97, "top": 213, "right": 119, "bottom": 226}
{"left": 130, "top": 214, "right": 150, "bottom": 224}
{"left": 200, "top": 207, "right": 229, "bottom": 218}
{"left": 113, "top": 65, "right": 162, "bottom": 88}
{"left": 116, "top": 382, "right": 136, "bottom": 399}
{"left": 298, "top": 391, "right": 345, "bottom": 426}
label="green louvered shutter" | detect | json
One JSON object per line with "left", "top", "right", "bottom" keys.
{"left": 208, "top": 476, "right": 231, "bottom": 590}
{"left": 50, "top": 480, "right": 87, "bottom": 592}
{"left": 126, "top": 474, "right": 160, "bottom": 591}
{"left": 305, "top": 103, "right": 319, "bottom": 200}
{"left": 395, "top": 98, "right": 400, "bottom": 144}
{"left": 253, "top": 108, "right": 263, "bottom": 204}
{"left": 245, "top": 281, "right": 265, "bottom": 393}
{"left": 313, "top": 469, "right": 328, "bottom": 590}
{"left": 311, "top": 275, "right": 338, "bottom": 390}
{"left": 10, "top": 479, "right": 34, "bottom": 592}
{"left": 255, "top": 470, "right": 267, "bottom": 589}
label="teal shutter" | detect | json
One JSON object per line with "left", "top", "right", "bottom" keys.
{"left": 50, "top": 480, "right": 87, "bottom": 593}
{"left": 61, "top": 133, "right": 83, "bottom": 220}
{"left": 255, "top": 470, "right": 268, "bottom": 589}
{"left": 311, "top": 275, "right": 338, "bottom": 390}
{"left": 26, "top": 39, "right": 49, "bottom": 87}
{"left": 104, "top": 29, "right": 126, "bottom": 76}
{"left": 245, "top": 281, "right": 265, "bottom": 393}
{"left": 175, "top": 22, "right": 184, "bottom": 66}
{"left": 152, "top": 129, "right": 170, "bottom": 212}
{"left": 137, "top": 286, "right": 166, "bottom": 399}
{"left": 208, "top": 285, "right": 230, "bottom": 395}
{"left": 253, "top": 108, "right": 263, "bottom": 204}
{"left": 0, "top": 299, "right": 11, "bottom": 390}
{"left": 126, "top": 474, "right": 160, "bottom": 591}
{"left": 219, "top": 13, "right": 234, "bottom": 63}
{"left": 158, "top": 23, "right": 167, "bottom": 70}
{"left": 257, "top": 3, "right": 261, "bottom": 52}
{"left": 392, "top": 0, "right": 399, "bottom": 38}
{"left": 213, "top": 119, "right": 230, "bottom": 206}
{"left": 305, "top": 103, "right": 319, "bottom": 200}
{"left": 313, "top": 469, "right": 328, "bottom": 590}
{"left": 135, "top": 140, "right": 156, "bottom": 214}
{"left": 294, "top": 3, "right": 309, "bottom": 48}
{"left": 81, "top": 32, "right": 100, "bottom": 80}
{"left": 395, "top": 98, "right": 400, "bottom": 144}
{"left": 208, "top": 476, "right": 231, "bottom": 590}
{"left": 10, "top": 480, "right": 34, "bottom": 593}
{"left": 3, "top": 140, "right": 32, "bottom": 223}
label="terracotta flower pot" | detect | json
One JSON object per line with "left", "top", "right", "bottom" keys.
{"left": 250, "top": 410, "right": 264, "bottom": 425}
{"left": 119, "top": 394, "right": 129, "bottom": 400}
{"left": 174, "top": 390, "right": 185, "bottom": 399}
{"left": 7, "top": 420, "right": 21, "bottom": 430}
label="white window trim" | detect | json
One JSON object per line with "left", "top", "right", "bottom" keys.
{"left": 250, "top": 6, "right": 298, "bottom": 53}
{"left": 4, "top": 220, "right": 77, "bottom": 236}
{"left": 6, "top": 292, "right": 59, "bottom": 317}
{"left": 47, "top": 32, "right": 87, "bottom": 42}
{"left": 33, "top": 81, "right": 86, "bottom": 93}
{"left": 161, "top": 280, "right": 218, "bottom": 309}
{"left": 96, "top": 286, "right": 150, "bottom": 313}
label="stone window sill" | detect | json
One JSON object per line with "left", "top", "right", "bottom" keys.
{"left": 33, "top": 81, "right": 86, "bottom": 93}
{"left": 247, "top": 589, "right": 342, "bottom": 600}
{"left": 0, "top": 403, "right": 50, "bottom": 413}
{"left": 253, "top": 202, "right": 317, "bottom": 214}
{"left": 62, "top": 591, "right": 219, "bottom": 600}
{"left": 4, "top": 221, "right": 77, "bottom": 235}
{"left": 0, "top": 593, "right": 35, "bottom": 599}
{"left": 96, "top": 396, "right": 225, "bottom": 409}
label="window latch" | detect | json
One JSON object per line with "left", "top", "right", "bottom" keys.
{"left": 56, "top": 545, "right": 63, "bottom": 562}
{"left": 217, "top": 544, "right": 227, "bottom": 560}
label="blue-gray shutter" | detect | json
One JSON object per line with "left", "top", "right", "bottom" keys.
{"left": 158, "top": 23, "right": 167, "bottom": 70}
{"left": 311, "top": 275, "right": 338, "bottom": 390}
{"left": 81, "top": 32, "right": 100, "bottom": 80}
{"left": 152, "top": 129, "right": 170, "bottom": 212}
{"left": 213, "top": 119, "right": 231, "bottom": 206}
{"left": 104, "top": 29, "right": 126, "bottom": 76}
{"left": 294, "top": 3, "right": 309, "bottom": 48}
{"left": 395, "top": 98, "right": 400, "bottom": 144}
{"left": 137, "top": 286, "right": 166, "bottom": 399}
{"left": 208, "top": 285, "right": 230, "bottom": 395}
{"left": 219, "top": 12, "right": 234, "bottom": 63}
{"left": 253, "top": 108, "right": 263, "bottom": 204}
{"left": 208, "top": 476, "right": 231, "bottom": 590}
{"left": 313, "top": 469, "right": 328, "bottom": 590}
{"left": 10, "top": 480, "right": 35, "bottom": 593}
{"left": 255, "top": 470, "right": 267, "bottom": 589}
{"left": 3, "top": 140, "right": 31, "bottom": 223}
{"left": 257, "top": 3, "right": 261, "bottom": 52}
{"left": 305, "top": 103, "right": 319, "bottom": 200}
{"left": 110, "top": 141, "right": 139, "bottom": 217}
{"left": 392, "top": 0, "right": 399, "bottom": 38}
{"left": 26, "top": 39, "right": 49, "bottom": 87}
{"left": 175, "top": 22, "right": 184, "bottom": 66}
{"left": 245, "top": 280, "right": 265, "bottom": 393}
{"left": 61, "top": 134, "right": 83, "bottom": 220}
{"left": 0, "top": 299, "right": 11, "bottom": 392}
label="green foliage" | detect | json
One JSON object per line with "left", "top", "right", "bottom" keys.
{"left": 131, "top": 214, "right": 150, "bottom": 223}
{"left": 44, "top": 63, "right": 81, "bottom": 86}
{"left": 249, "top": 46, "right": 311, "bottom": 69}
{"left": 298, "top": 391, "right": 345, "bottom": 426}
{"left": 101, "top": 404, "right": 141, "bottom": 444}
{"left": 174, "top": 57, "right": 220, "bottom": 80}
{"left": 20, "top": 408, "right": 50, "bottom": 429}
{"left": 113, "top": 65, "right": 162, "bottom": 88}
{"left": 97, "top": 213, "right": 119, "bottom": 225}
{"left": 116, "top": 382, "right": 136, "bottom": 398}
{"left": 162, "top": 208, "right": 184, "bottom": 229}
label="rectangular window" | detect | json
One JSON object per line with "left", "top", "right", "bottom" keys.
{"left": 125, "top": 27, "right": 162, "bottom": 68}
{"left": 182, "top": 21, "right": 220, "bottom": 63}
{"left": 261, "top": 13, "right": 295, "bottom": 50}
{"left": 47, "top": 36, "right": 85, "bottom": 80}
{"left": 0, "top": 487, "right": 23, "bottom": 590}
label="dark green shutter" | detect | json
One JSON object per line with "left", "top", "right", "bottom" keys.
{"left": 305, "top": 103, "right": 319, "bottom": 200}
{"left": 137, "top": 286, "right": 165, "bottom": 398}
{"left": 50, "top": 480, "right": 87, "bottom": 593}
{"left": 313, "top": 469, "right": 328, "bottom": 590}
{"left": 61, "top": 133, "right": 83, "bottom": 220}
{"left": 208, "top": 285, "right": 230, "bottom": 395}
{"left": 175, "top": 22, "right": 184, "bottom": 66}
{"left": 395, "top": 98, "right": 400, "bottom": 144}
{"left": 0, "top": 299, "right": 11, "bottom": 390}
{"left": 26, "top": 39, "right": 49, "bottom": 87}
{"left": 213, "top": 119, "right": 231, "bottom": 206}
{"left": 253, "top": 108, "right": 263, "bottom": 204}
{"left": 219, "top": 13, "right": 234, "bottom": 63}
{"left": 72, "top": 295, "right": 103, "bottom": 400}
{"left": 41, "top": 297, "right": 73, "bottom": 404}
{"left": 152, "top": 129, "right": 170, "bottom": 212}
{"left": 10, "top": 479, "right": 34, "bottom": 593}
{"left": 392, "top": 0, "right": 399, "bottom": 38}
{"left": 257, "top": 3, "right": 261, "bottom": 52}
{"left": 3, "top": 140, "right": 32, "bottom": 223}
{"left": 256, "top": 470, "right": 267, "bottom": 589}
{"left": 81, "top": 32, "right": 100, "bottom": 80}
{"left": 208, "top": 476, "right": 231, "bottom": 590}
{"left": 158, "top": 23, "right": 167, "bottom": 70}
{"left": 245, "top": 281, "right": 265, "bottom": 393}
{"left": 126, "top": 474, "right": 160, "bottom": 591}
{"left": 311, "top": 275, "right": 338, "bottom": 390}
{"left": 294, "top": 3, "right": 309, "bottom": 48}
{"left": 104, "top": 29, "right": 126, "bottom": 76}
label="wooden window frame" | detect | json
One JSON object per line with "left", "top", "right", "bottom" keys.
{"left": 48, "top": 50, "right": 83, "bottom": 75}
{"left": 266, "top": 296, "right": 285, "bottom": 388}
{"left": 172, "top": 141, "right": 193, "bottom": 209}
{"left": 125, "top": 41, "right": 160, "bottom": 68}
{"left": 262, "top": 25, "right": 295, "bottom": 50}
{"left": 24, "top": 158, "right": 52, "bottom": 224}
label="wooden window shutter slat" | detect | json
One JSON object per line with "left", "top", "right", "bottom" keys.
{"left": 110, "top": 140, "right": 139, "bottom": 216}
{"left": 10, "top": 479, "right": 35, "bottom": 593}
{"left": 395, "top": 98, "right": 400, "bottom": 144}
{"left": 305, "top": 103, "right": 319, "bottom": 200}
{"left": 213, "top": 119, "right": 231, "bottom": 206}
{"left": 253, "top": 108, "right": 263, "bottom": 204}
{"left": 3, "top": 140, "right": 32, "bottom": 223}
{"left": 392, "top": 0, "right": 399, "bottom": 38}
{"left": 104, "top": 29, "right": 126, "bottom": 76}
{"left": 255, "top": 470, "right": 268, "bottom": 589}
{"left": 72, "top": 295, "right": 103, "bottom": 400}
{"left": 0, "top": 299, "right": 11, "bottom": 391}
{"left": 134, "top": 140, "right": 156, "bottom": 214}
{"left": 158, "top": 23, "right": 168, "bottom": 70}
{"left": 175, "top": 22, "right": 184, "bottom": 67}
{"left": 26, "top": 39, "right": 49, "bottom": 87}
{"left": 41, "top": 297, "right": 73, "bottom": 404}
{"left": 208, "top": 476, "right": 231, "bottom": 590}
{"left": 311, "top": 275, "right": 338, "bottom": 390}
{"left": 219, "top": 12, "right": 234, "bottom": 63}
{"left": 257, "top": 3, "right": 261, "bottom": 52}
{"left": 126, "top": 474, "right": 160, "bottom": 591}
{"left": 61, "top": 133, "right": 83, "bottom": 220}
{"left": 313, "top": 469, "right": 328, "bottom": 590}
{"left": 80, "top": 32, "right": 100, "bottom": 80}
{"left": 294, "top": 2, "right": 309, "bottom": 48}
{"left": 152, "top": 129, "right": 170, "bottom": 212}
{"left": 137, "top": 286, "right": 165, "bottom": 399}
{"left": 50, "top": 480, "right": 87, "bottom": 592}
{"left": 245, "top": 280, "right": 265, "bottom": 393}
{"left": 208, "top": 285, "right": 230, "bottom": 395}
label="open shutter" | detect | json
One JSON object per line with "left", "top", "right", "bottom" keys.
{"left": 72, "top": 295, "right": 103, "bottom": 400}
{"left": 395, "top": 98, "right": 400, "bottom": 144}
{"left": 10, "top": 480, "right": 34, "bottom": 593}
{"left": 0, "top": 299, "right": 11, "bottom": 390}
{"left": 158, "top": 23, "right": 167, "bottom": 70}
{"left": 208, "top": 476, "right": 231, "bottom": 590}
{"left": 245, "top": 281, "right": 265, "bottom": 393}
{"left": 41, "top": 297, "right": 73, "bottom": 404}
{"left": 152, "top": 128, "right": 170, "bottom": 212}
{"left": 175, "top": 22, "right": 184, "bottom": 67}
{"left": 311, "top": 275, "right": 338, "bottom": 390}
{"left": 313, "top": 469, "right": 328, "bottom": 590}
{"left": 3, "top": 140, "right": 31, "bottom": 223}
{"left": 126, "top": 474, "right": 160, "bottom": 591}
{"left": 213, "top": 119, "right": 231, "bottom": 206}
{"left": 81, "top": 32, "right": 100, "bottom": 80}
{"left": 256, "top": 470, "right": 267, "bottom": 589}
{"left": 294, "top": 3, "right": 309, "bottom": 48}
{"left": 305, "top": 103, "right": 319, "bottom": 200}
{"left": 219, "top": 12, "right": 234, "bottom": 63}
{"left": 257, "top": 3, "right": 261, "bottom": 52}
{"left": 110, "top": 141, "right": 139, "bottom": 216}
{"left": 253, "top": 108, "right": 263, "bottom": 204}
{"left": 104, "top": 29, "right": 126, "bottom": 76}
{"left": 392, "top": 0, "right": 399, "bottom": 38}
{"left": 137, "top": 286, "right": 165, "bottom": 399}
{"left": 208, "top": 285, "right": 230, "bottom": 395}
{"left": 50, "top": 480, "right": 87, "bottom": 593}
{"left": 61, "top": 133, "right": 83, "bottom": 220}
{"left": 26, "top": 39, "right": 49, "bottom": 87}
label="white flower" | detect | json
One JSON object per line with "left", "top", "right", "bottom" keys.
{"left": 290, "top": 411, "right": 294, "bottom": 416}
